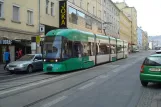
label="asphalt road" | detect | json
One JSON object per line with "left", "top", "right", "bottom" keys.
{"left": 0, "top": 50, "right": 161, "bottom": 107}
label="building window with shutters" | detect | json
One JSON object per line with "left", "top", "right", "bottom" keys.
{"left": 27, "top": 10, "right": 33, "bottom": 25}
{"left": 0, "top": 1, "right": 4, "bottom": 18}
{"left": 12, "top": 5, "right": 20, "bottom": 22}
{"left": 46, "top": 0, "right": 49, "bottom": 14}
{"left": 51, "top": 2, "right": 54, "bottom": 16}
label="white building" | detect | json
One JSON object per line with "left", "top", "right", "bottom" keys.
{"left": 102, "top": 0, "right": 120, "bottom": 38}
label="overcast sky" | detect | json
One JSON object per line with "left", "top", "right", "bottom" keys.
{"left": 112, "top": 0, "right": 161, "bottom": 36}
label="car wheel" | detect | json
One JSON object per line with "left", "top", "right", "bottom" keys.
{"left": 141, "top": 81, "right": 148, "bottom": 87}
{"left": 27, "top": 65, "right": 33, "bottom": 73}
{"left": 9, "top": 71, "right": 14, "bottom": 74}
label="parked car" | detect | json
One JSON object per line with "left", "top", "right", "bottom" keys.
{"left": 155, "top": 50, "right": 161, "bottom": 54}
{"left": 140, "top": 54, "right": 161, "bottom": 87}
{"left": 6, "top": 54, "right": 43, "bottom": 73}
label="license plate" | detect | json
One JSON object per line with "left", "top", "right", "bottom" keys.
{"left": 9, "top": 68, "right": 14, "bottom": 70}
{"left": 149, "top": 68, "right": 161, "bottom": 72}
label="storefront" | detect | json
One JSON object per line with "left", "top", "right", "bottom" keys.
{"left": 0, "top": 38, "right": 31, "bottom": 63}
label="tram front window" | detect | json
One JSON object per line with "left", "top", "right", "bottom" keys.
{"left": 44, "top": 36, "right": 62, "bottom": 59}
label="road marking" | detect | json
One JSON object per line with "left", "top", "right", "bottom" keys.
{"left": 99, "top": 75, "right": 109, "bottom": 79}
{"left": 79, "top": 82, "right": 95, "bottom": 90}
{"left": 42, "top": 96, "right": 67, "bottom": 107}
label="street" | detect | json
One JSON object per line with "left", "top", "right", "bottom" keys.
{"left": 0, "top": 51, "right": 161, "bottom": 107}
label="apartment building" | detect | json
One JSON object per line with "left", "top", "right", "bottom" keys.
{"left": 0, "top": 0, "right": 39, "bottom": 62}
{"left": 115, "top": 2, "right": 137, "bottom": 51}
{"left": 102, "top": 0, "right": 120, "bottom": 38}
{"left": 119, "top": 10, "right": 131, "bottom": 45}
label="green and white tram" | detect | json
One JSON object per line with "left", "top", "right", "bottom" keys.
{"left": 43, "top": 29, "right": 128, "bottom": 73}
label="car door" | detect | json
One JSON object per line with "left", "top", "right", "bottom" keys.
{"left": 34, "top": 55, "right": 43, "bottom": 70}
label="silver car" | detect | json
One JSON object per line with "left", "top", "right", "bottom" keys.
{"left": 6, "top": 54, "right": 43, "bottom": 73}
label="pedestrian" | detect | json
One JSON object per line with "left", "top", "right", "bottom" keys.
{"left": 4, "top": 48, "right": 10, "bottom": 70}
{"left": 18, "top": 48, "right": 23, "bottom": 58}
{"left": 15, "top": 50, "right": 19, "bottom": 60}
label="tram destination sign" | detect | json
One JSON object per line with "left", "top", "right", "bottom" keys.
{"left": 59, "top": 1, "right": 67, "bottom": 28}
{"left": 0, "top": 40, "right": 12, "bottom": 45}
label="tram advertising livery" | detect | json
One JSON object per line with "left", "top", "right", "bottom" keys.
{"left": 43, "top": 29, "right": 128, "bottom": 73}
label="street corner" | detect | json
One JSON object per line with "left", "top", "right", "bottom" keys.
{"left": 151, "top": 93, "right": 161, "bottom": 107}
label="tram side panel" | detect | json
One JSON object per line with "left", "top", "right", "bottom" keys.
{"left": 110, "top": 38, "right": 117, "bottom": 62}
{"left": 123, "top": 41, "right": 128, "bottom": 58}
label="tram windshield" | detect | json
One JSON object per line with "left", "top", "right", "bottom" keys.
{"left": 43, "top": 36, "right": 62, "bottom": 59}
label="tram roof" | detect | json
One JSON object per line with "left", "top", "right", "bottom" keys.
{"left": 46, "top": 29, "right": 95, "bottom": 41}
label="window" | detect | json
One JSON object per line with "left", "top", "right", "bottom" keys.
{"left": 99, "top": 10, "right": 101, "bottom": 18}
{"left": 104, "top": 11, "right": 106, "bottom": 21}
{"left": 0, "top": 1, "right": 4, "bottom": 18}
{"left": 117, "top": 45, "right": 123, "bottom": 53}
{"left": 73, "top": 42, "right": 83, "bottom": 57}
{"left": 83, "top": 42, "right": 91, "bottom": 56}
{"left": 77, "top": 11, "right": 85, "bottom": 18}
{"left": 97, "top": 21, "right": 102, "bottom": 33}
{"left": 63, "top": 38, "right": 73, "bottom": 58}
{"left": 87, "top": 3, "right": 89, "bottom": 12}
{"left": 80, "top": 0, "right": 83, "bottom": 7}
{"left": 69, "top": 7, "right": 77, "bottom": 24}
{"left": 93, "top": 6, "right": 95, "bottom": 15}
{"left": 97, "top": 43, "right": 110, "bottom": 55}
{"left": 46, "top": 0, "right": 49, "bottom": 14}
{"left": 51, "top": 2, "right": 54, "bottom": 16}
{"left": 144, "top": 57, "right": 161, "bottom": 66}
{"left": 111, "top": 45, "right": 116, "bottom": 54}
{"left": 13, "top": 5, "right": 20, "bottom": 22}
{"left": 27, "top": 10, "right": 33, "bottom": 25}
{"left": 85, "top": 15, "right": 92, "bottom": 29}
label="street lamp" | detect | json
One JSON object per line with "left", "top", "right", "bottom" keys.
{"left": 103, "top": 22, "right": 112, "bottom": 36}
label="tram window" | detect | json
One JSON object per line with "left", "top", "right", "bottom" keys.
{"left": 73, "top": 42, "right": 83, "bottom": 57}
{"left": 82, "top": 42, "right": 91, "bottom": 56}
{"left": 111, "top": 45, "right": 116, "bottom": 54}
{"left": 98, "top": 43, "right": 110, "bottom": 55}
{"left": 62, "top": 40, "right": 72, "bottom": 59}
{"left": 117, "top": 45, "right": 123, "bottom": 53}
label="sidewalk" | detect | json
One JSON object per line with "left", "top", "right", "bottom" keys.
{"left": 0, "top": 64, "right": 5, "bottom": 74}
{"left": 151, "top": 94, "right": 161, "bottom": 107}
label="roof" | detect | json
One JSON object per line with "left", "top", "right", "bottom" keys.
{"left": 150, "top": 54, "right": 161, "bottom": 57}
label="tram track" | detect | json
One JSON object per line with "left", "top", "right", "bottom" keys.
{"left": 23, "top": 58, "right": 144, "bottom": 107}
{"left": 0, "top": 72, "right": 45, "bottom": 83}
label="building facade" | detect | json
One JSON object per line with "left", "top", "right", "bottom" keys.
{"left": 0, "top": 0, "right": 39, "bottom": 62}
{"left": 119, "top": 10, "right": 131, "bottom": 45}
{"left": 115, "top": 2, "right": 137, "bottom": 51}
{"left": 137, "top": 27, "right": 143, "bottom": 50}
{"left": 142, "top": 31, "right": 148, "bottom": 50}
{"left": 102, "top": 0, "right": 120, "bottom": 38}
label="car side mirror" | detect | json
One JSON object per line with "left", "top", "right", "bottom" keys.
{"left": 34, "top": 59, "right": 38, "bottom": 61}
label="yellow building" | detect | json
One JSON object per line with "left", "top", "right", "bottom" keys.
{"left": 115, "top": 2, "right": 137, "bottom": 51}
{"left": 119, "top": 11, "right": 131, "bottom": 44}
{"left": 142, "top": 31, "right": 148, "bottom": 50}
{"left": 0, "top": 0, "right": 39, "bottom": 62}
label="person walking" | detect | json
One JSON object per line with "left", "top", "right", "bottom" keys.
{"left": 4, "top": 48, "right": 10, "bottom": 70}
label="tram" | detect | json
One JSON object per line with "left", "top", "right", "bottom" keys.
{"left": 43, "top": 29, "right": 128, "bottom": 72}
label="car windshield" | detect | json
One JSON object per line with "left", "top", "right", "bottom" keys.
{"left": 144, "top": 56, "right": 161, "bottom": 66}
{"left": 17, "top": 55, "right": 35, "bottom": 61}
{"left": 43, "top": 36, "right": 62, "bottom": 59}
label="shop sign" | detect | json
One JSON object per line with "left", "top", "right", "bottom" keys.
{"left": 0, "top": 40, "right": 12, "bottom": 45}
{"left": 59, "top": 1, "right": 67, "bottom": 28}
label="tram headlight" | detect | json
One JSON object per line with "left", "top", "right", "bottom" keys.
{"left": 55, "top": 59, "right": 58, "bottom": 62}
{"left": 44, "top": 59, "right": 46, "bottom": 62}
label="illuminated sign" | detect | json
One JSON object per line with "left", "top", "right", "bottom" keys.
{"left": 59, "top": 1, "right": 67, "bottom": 28}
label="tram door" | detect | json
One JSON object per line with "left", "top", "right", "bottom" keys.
{"left": 72, "top": 42, "right": 83, "bottom": 69}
